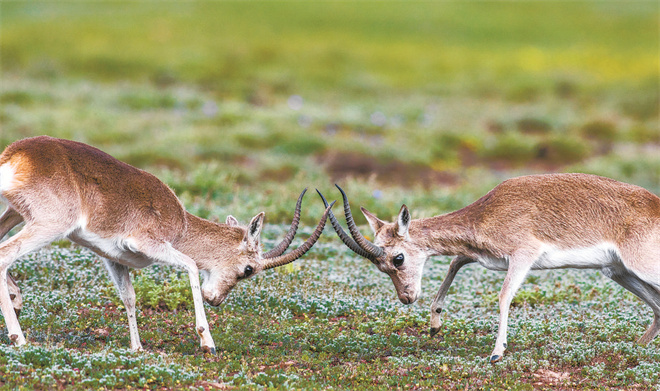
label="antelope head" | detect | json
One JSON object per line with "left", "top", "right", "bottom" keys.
{"left": 318, "top": 186, "right": 427, "bottom": 305}
{"left": 194, "top": 189, "right": 336, "bottom": 306}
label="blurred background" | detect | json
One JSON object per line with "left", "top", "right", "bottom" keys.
{"left": 1, "top": 2, "right": 658, "bottom": 225}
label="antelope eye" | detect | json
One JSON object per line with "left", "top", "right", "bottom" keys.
{"left": 393, "top": 253, "right": 405, "bottom": 268}
{"left": 243, "top": 265, "right": 254, "bottom": 278}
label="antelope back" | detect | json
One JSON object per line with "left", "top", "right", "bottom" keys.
{"left": 0, "top": 136, "right": 187, "bottom": 241}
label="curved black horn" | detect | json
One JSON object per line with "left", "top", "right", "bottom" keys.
{"left": 335, "top": 184, "right": 384, "bottom": 259}
{"left": 263, "top": 201, "right": 335, "bottom": 270}
{"left": 316, "top": 189, "right": 377, "bottom": 262}
{"left": 263, "top": 188, "right": 306, "bottom": 259}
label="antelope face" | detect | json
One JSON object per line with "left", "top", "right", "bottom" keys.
{"left": 200, "top": 189, "right": 333, "bottom": 307}
{"left": 200, "top": 260, "right": 260, "bottom": 307}
{"left": 318, "top": 186, "right": 427, "bottom": 305}
{"left": 200, "top": 213, "right": 269, "bottom": 307}
{"left": 362, "top": 205, "right": 428, "bottom": 304}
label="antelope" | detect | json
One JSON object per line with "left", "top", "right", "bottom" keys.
{"left": 318, "top": 173, "right": 660, "bottom": 363}
{"left": 0, "top": 136, "right": 334, "bottom": 353}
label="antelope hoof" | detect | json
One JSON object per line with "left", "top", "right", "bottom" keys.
{"left": 489, "top": 355, "right": 502, "bottom": 364}
{"left": 429, "top": 327, "right": 440, "bottom": 338}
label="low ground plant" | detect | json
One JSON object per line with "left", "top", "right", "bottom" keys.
{"left": 1, "top": 242, "right": 659, "bottom": 389}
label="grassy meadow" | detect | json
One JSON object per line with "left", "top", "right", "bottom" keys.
{"left": 1, "top": 1, "right": 659, "bottom": 389}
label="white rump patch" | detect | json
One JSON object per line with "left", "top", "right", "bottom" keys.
{"left": 0, "top": 163, "right": 16, "bottom": 193}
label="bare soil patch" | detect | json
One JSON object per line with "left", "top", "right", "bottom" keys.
{"left": 319, "top": 152, "right": 458, "bottom": 188}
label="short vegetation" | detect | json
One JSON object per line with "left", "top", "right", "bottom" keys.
{"left": 0, "top": 2, "right": 658, "bottom": 389}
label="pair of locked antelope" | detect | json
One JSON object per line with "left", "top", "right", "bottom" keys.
{"left": 1, "top": 136, "right": 658, "bottom": 363}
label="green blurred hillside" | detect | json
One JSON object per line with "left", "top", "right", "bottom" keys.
{"left": 3, "top": 3, "right": 658, "bottom": 95}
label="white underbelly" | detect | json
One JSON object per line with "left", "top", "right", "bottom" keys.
{"left": 68, "top": 228, "right": 154, "bottom": 269}
{"left": 474, "top": 242, "right": 620, "bottom": 272}
{"left": 476, "top": 255, "right": 509, "bottom": 271}
{"left": 532, "top": 243, "right": 620, "bottom": 270}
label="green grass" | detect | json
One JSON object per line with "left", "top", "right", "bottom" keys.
{"left": 1, "top": 243, "right": 659, "bottom": 390}
{"left": 1, "top": 2, "right": 659, "bottom": 389}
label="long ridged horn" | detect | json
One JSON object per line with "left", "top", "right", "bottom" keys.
{"left": 335, "top": 184, "right": 385, "bottom": 259}
{"left": 263, "top": 188, "right": 306, "bottom": 259}
{"left": 262, "top": 201, "right": 336, "bottom": 270}
{"left": 316, "top": 189, "right": 378, "bottom": 263}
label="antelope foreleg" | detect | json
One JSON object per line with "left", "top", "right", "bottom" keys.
{"left": 429, "top": 256, "right": 475, "bottom": 337}
{"left": 137, "top": 241, "right": 216, "bottom": 354}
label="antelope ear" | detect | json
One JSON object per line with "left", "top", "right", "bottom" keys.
{"left": 396, "top": 204, "right": 411, "bottom": 238}
{"left": 226, "top": 215, "right": 240, "bottom": 227}
{"left": 244, "top": 212, "right": 265, "bottom": 250}
{"left": 360, "top": 207, "right": 385, "bottom": 234}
